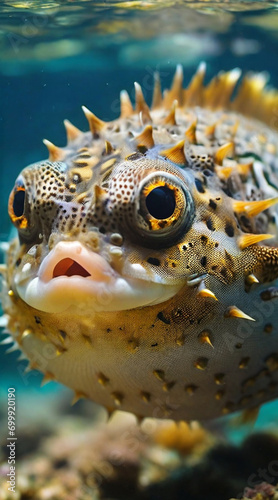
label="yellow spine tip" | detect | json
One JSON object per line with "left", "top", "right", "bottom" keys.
{"left": 238, "top": 233, "right": 274, "bottom": 250}
{"left": 246, "top": 273, "right": 259, "bottom": 285}
{"left": 197, "top": 288, "right": 218, "bottom": 301}
{"left": 224, "top": 306, "right": 255, "bottom": 321}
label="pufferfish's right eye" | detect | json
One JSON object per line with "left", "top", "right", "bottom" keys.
{"left": 8, "top": 178, "right": 28, "bottom": 229}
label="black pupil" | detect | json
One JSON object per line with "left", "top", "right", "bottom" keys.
{"left": 146, "top": 186, "right": 176, "bottom": 219}
{"left": 13, "top": 189, "right": 25, "bottom": 217}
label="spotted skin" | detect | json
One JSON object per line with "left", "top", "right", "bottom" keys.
{"left": 2, "top": 64, "right": 278, "bottom": 421}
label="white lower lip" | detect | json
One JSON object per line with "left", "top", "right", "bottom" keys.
{"left": 15, "top": 241, "right": 182, "bottom": 314}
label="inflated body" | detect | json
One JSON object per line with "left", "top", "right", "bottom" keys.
{"left": 2, "top": 64, "right": 278, "bottom": 421}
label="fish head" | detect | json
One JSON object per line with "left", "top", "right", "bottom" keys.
{"left": 7, "top": 154, "right": 247, "bottom": 316}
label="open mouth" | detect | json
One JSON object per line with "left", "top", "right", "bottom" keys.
{"left": 16, "top": 240, "right": 182, "bottom": 314}
{"left": 38, "top": 241, "right": 115, "bottom": 284}
{"left": 52, "top": 258, "right": 91, "bottom": 278}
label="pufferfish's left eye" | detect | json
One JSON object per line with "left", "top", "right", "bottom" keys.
{"left": 8, "top": 178, "right": 28, "bottom": 229}
{"left": 146, "top": 185, "right": 176, "bottom": 219}
{"left": 135, "top": 172, "right": 194, "bottom": 244}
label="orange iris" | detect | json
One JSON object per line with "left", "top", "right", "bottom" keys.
{"left": 8, "top": 185, "right": 28, "bottom": 229}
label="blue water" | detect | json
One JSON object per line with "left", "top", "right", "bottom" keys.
{"left": 1, "top": 0, "right": 278, "bottom": 452}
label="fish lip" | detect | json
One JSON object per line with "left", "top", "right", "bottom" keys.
{"left": 38, "top": 241, "right": 116, "bottom": 283}
{"left": 15, "top": 241, "right": 183, "bottom": 314}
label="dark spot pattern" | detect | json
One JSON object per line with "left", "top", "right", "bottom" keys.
{"left": 225, "top": 223, "right": 235, "bottom": 237}
{"left": 147, "top": 257, "right": 160, "bottom": 266}
{"left": 209, "top": 199, "right": 217, "bottom": 209}
{"left": 157, "top": 312, "right": 171, "bottom": 324}
{"left": 195, "top": 178, "right": 205, "bottom": 193}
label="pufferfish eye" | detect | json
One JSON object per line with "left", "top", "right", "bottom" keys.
{"left": 146, "top": 185, "right": 176, "bottom": 219}
{"left": 135, "top": 172, "right": 194, "bottom": 244}
{"left": 8, "top": 178, "right": 28, "bottom": 229}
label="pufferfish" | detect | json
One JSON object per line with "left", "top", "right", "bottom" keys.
{"left": 2, "top": 63, "right": 278, "bottom": 422}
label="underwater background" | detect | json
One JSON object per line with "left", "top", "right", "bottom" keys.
{"left": 1, "top": 1, "right": 278, "bottom": 499}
